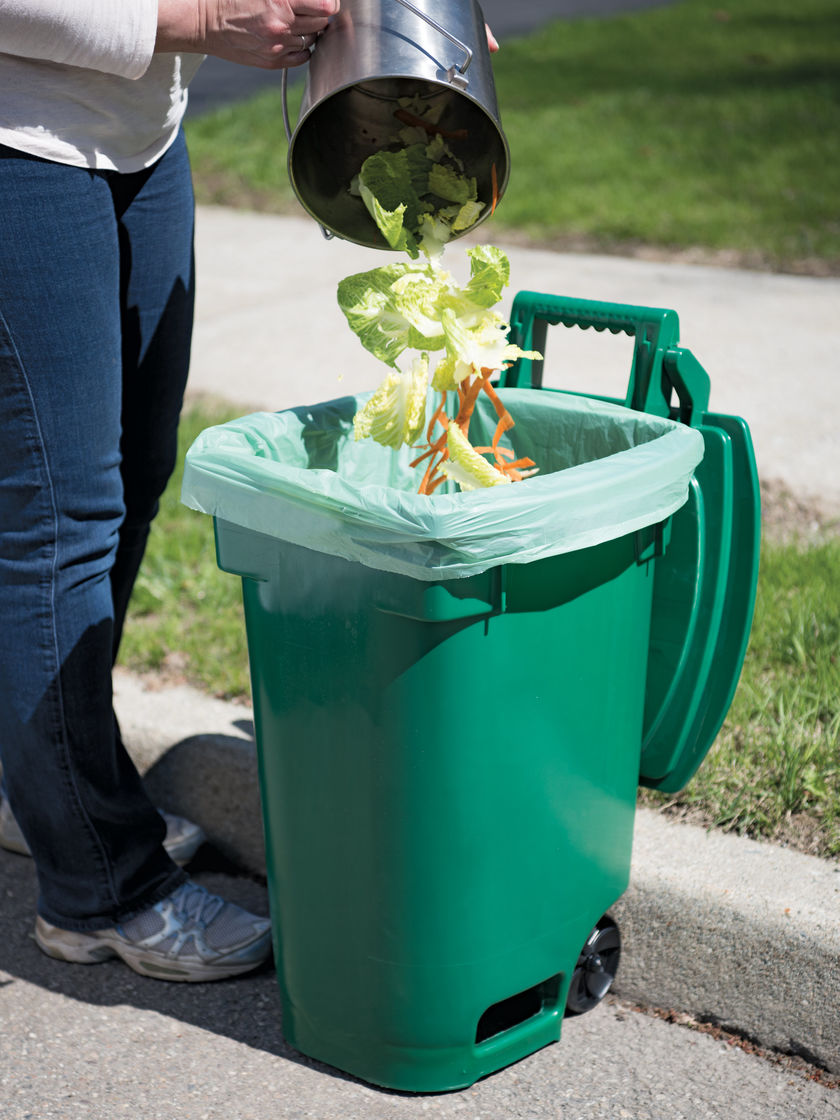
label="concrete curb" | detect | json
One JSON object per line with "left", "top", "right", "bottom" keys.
{"left": 114, "top": 669, "right": 840, "bottom": 1075}
{"left": 611, "top": 813, "right": 840, "bottom": 1073}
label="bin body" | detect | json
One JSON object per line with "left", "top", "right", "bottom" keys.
{"left": 185, "top": 297, "right": 758, "bottom": 1093}
{"left": 215, "top": 519, "right": 658, "bottom": 1091}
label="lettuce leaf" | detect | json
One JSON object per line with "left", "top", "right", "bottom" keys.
{"left": 463, "top": 245, "right": 510, "bottom": 307}
{"left": 428, "top": 162, "right": 477, "bottom": 205}
{"left": 353, "top": 354, "right": 430, "bottom": 449}
{"left": 356, "top": 145, "right": 432, "bottom": 258}
{"left": 435, "top": 308, "right": 541, "bottom": 389}
{"left": 356, "top": 138, "right": 484, "bottom": 258}
{"left": 441, "top": 421, "right": 510, "bottom": 491}
{"left": 337, "top": 260, "right": 453, "bottom": 366}
{"left": 337, "top": 262, "right": 419, "bottom": 368}
{"left": 358, "top": 186, "right": 414, "bottom": 256}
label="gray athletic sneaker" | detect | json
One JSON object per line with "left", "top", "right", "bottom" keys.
{"left": 35, "top": 880, "right": 272, "bottom": 982}
{"left": 0, "top": 793, "right": 205, "bottom": 866}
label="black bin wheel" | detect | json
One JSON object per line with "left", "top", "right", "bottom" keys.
{"left": 564, "top": 914, "right": 621, "bottom": 1017}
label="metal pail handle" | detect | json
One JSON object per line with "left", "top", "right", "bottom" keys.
{"left": 392, "top": 0, "right": 474, "bottom": 88}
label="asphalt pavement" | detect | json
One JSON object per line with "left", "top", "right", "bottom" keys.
{"left": 3, "top": 842, "right": 836, "bottom": 1119}
{"left": 2, "top": 837, "right": 839, "bottom": 1120}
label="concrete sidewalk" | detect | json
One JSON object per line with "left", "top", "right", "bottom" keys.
{"left": 119, "top": 206, "right": 839, "bottom": 1074}
{"left": 189, "top": 205, "right": 840, "bottom": 513}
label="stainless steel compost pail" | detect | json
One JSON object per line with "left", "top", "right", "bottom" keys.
{"left": 284, "top": 0, "right": 510, "bottom": 247}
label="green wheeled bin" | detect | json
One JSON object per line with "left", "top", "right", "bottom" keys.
{"left": 181, "top": 295, "right": 760, "bottom": 1093}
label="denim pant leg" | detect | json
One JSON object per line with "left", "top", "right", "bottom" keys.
{"left": 0, "top": 137, "right": 193, "bottom": 930}
{"left": 111, "top": 140, "right": 196, "bottom": 657}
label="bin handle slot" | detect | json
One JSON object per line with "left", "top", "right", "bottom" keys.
{"left": 503, "top": 291, "right": 711, "bottom": 425}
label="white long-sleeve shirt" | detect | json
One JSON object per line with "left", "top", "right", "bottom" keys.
{"left": 0, "top": 0, "right": 204, "bottom": 171}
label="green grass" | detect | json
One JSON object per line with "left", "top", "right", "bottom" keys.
{"left": 120, "top": 405, "right": 840, "bottom": 859}
{"left": 640, "top": 538, "right": 840, "bottom": 857}
{"left": 185, "top": 81, "right": 303, "bottom": 213}
{"left": 185, "top": 0, "right": 840, "bottom": 271}
{"left": 118, "top": 401, "right": 250, "bottom": 699}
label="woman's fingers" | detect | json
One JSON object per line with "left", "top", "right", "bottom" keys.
{"left": 157, "top": 0, "right": 339, "bottom": 67}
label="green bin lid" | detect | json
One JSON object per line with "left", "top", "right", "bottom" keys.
{"left": 640, "top": 411, "right": 760, "bottom": 792}
{"left": 504, "top": 291, "right": 761, "bottom": 794}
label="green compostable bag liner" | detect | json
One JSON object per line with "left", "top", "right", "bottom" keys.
{"left": 181, "top": 387, "right": 704, "bottom": 581}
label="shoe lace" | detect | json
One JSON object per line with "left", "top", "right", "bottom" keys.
{"left": 170, "top": 881, "right": 225, "bottom": 929}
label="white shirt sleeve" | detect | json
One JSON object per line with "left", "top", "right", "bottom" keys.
{"left": 0, "top": 0, "right": 159, "bottom": 80}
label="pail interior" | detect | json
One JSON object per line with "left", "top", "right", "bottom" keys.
{"left": 288, "top": 77, "right": 509, "bottom": 248}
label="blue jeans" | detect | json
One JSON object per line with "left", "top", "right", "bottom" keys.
{"left": 0, "top": 134, "right": 194, "bottom": 930}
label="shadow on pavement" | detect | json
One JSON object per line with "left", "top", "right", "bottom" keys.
{"left": 0, "top": 845, "right": 357, "bottom": 1087}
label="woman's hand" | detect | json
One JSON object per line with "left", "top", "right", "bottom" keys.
{"left": 156, "top": 0, "right": 340, "bottom": 68}
{"left": 157, "top": 3, "right": 497, "bottom": 69}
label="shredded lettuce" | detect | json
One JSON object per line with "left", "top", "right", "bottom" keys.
{"left": 436, "top": 308, "right": 540, "bottom": 391}
{"left": 353, "top": 354, "right": 430, "bottom": 449}
{"left": 441, "top": 421, "right": 510, "bottom": 490}
{"left": 340, "top": 139, "right": 542, "bottom": 491}
{"left": 356, "top": 131, "right": 485, "bottom": 258}
{"left": 337, "top": 244, "right": 533, "bottom": 375}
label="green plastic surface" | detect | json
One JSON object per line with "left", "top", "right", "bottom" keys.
{"left": 215, "top": 522, "right": 654, "bottom": 1092}
{"left": 645, "top": 411, "right": 760, "bottom": 791}
{"left": 505, "top": 293, "right": 760, "bottom": 792}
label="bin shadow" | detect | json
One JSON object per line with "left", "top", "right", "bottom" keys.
{"left": 289, "top": 397, "right": 356, "bottom": 474}
{"left": 0, "top": 842, "right": 368, "bottom": 1088}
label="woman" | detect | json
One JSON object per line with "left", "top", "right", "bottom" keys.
{"left": 0, "top": 0, "right": 338, "bottom": 983}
